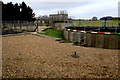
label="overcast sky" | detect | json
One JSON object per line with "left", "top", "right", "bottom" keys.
{"left": 3, "top": 0, "right": 120, "bottom": 19}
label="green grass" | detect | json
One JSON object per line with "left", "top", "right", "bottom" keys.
{"left": 39, "top": 29, "right": 73, "bottom": 43}
{"left": 39, "top": 29, "right": 64, "bottom": 39}
{"left": 72, "top": 21, "right": 119, "bottom": 27}
{"left": 63, "top": 39, "right": 72, "bottom": 43}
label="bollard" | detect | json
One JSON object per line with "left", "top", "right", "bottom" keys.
{"left": 71, "top": 51, "right": 79, "bottom": 58}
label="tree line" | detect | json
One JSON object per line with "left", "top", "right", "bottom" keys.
{"left": 2, "top": 1, "right": 35, "bottom": 22}
{"left": 100, "top": 16, "right": 120, "bottom": 21}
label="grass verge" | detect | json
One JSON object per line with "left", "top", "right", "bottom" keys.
{"left": 39, "top": 29, "right": 64, "bottom": 39}
{"left": 39, "top": 29, "right": 73, "bottom": 43}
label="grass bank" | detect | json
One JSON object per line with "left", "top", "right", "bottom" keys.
{"left": 39, "top": 29, "right": 64, "bottom": 39}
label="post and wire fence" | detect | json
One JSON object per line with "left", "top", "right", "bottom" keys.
{"left": 2, "top": 21, "right": 41, "bottom": 34}
{"left": 67, "top": 20, "right": 120, "bottom": 33}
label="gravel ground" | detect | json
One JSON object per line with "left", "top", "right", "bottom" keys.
{"left": 2, "top": 34, "right": 120, "bottom": 78}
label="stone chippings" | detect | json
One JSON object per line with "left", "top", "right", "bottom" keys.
{"left": 2, "top": 34, "right": 120, "bottom": 78}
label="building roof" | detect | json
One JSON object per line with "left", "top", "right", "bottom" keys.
{"left": 49, "top": 14, "right": 68, "bottom": 16}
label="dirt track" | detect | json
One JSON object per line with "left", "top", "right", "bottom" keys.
{"left": 2, "top": 34, "right": 120, "bottom": 78}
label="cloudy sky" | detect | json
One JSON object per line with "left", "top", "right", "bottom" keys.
{"left": 3, "top": 0, "right": 120, "bottom": 19}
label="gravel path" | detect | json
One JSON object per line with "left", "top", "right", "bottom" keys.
{"left": 2, "top": 34, "right": 120, "bottom": 78}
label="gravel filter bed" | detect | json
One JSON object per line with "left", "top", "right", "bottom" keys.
{"left": 2, "top": 34, "right": 120, "bottom": 78}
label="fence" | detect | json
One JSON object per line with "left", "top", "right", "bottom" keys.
{"left": 63, "top": 30, "right": 120, "bottom": 49}
{"left": 2, "top": 21, "right": 41, "bottom": 34}
{"left": 54, "top": 20, "right": 120, "bottom": 30}
{"left": 72, "top": 21, "right": 120, "bottom": 27}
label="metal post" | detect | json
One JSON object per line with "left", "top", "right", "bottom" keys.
{"left": 84, "top": 33, "right": 86, "bottom": 44}
{"left": 79, "top": 21, "right": 81, "bottom": 26}
{"left": 20, "top": 8, "right": 22, "bottom": 31}
{"left": 78, "top": 32, "right": 81, "bottom": 46}
{"left": 74, "top": 21, "right": 76, "bottom": 30}
{"left": 104, "top": 18, "right": 107, "bottom": 27}
{"left": 115, "top": 27, "right": 117, "bottom": 33}
{"left": 99, "top": 26, "right": 101, "bottom": 32}
{"left": 84, "top": 26, "right": 86, "bottom": 31}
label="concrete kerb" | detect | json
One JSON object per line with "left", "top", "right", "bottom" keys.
{"left": 31, "top": 32, "right": 62, "bottom": 41}
{"left": 2, "top": 32, "right": 33, "bottom": 37}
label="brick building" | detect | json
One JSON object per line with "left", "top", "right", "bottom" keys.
{"left": 49, "top": 14, "right": 68, "bottom": 21}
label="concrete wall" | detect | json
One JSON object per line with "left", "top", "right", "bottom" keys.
{"left": 64, "top": 30, "right": 69, "bottom": 40}
{"left": 14, "top": 26, "right": 36, "bottom": 31}
{"left": 95, "top": 34, "right": 104, "bottom": 48}
{"left": 63, "top": 30, "right": 120, "bottom": 49}
{"left": 54, "top": 23, "right": 71, "bottom": 29}
{"left": 69, "top": 32, "right": 74, "bottom": 42}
